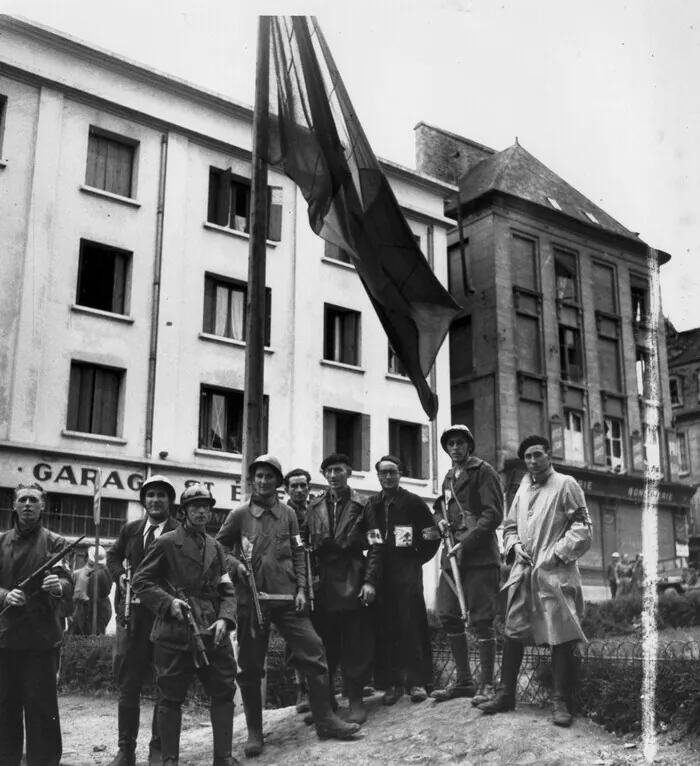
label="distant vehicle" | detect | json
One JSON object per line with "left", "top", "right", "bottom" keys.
{"left": 657, "top": 556, "right": 689, "bottom": 594}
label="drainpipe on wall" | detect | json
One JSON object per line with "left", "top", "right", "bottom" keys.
{"left": 427, "top": 224, "right": 439, "bottom": 496}
{"left": 144, "top": 134, "right": 169, "bottom": 463}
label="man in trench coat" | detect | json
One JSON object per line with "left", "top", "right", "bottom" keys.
{"left": 478, "top": 434, "right": 592, "bottom": 727}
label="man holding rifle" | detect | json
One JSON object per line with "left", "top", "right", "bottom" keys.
{"left": 431, "top": 425, "right": 504, "bottom": 707}
{"left": 107, "top": 475, "right": 179, "bottom": 766}
{"left": 133, "top": 483, "right": 238, "bottom": 766}
{"left": 216, "top": 455, "right": 359, "bottom": 759}
{"left": 0, "top": 482, "right": 74, "bottom": 766}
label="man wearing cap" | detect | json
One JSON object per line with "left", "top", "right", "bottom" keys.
{"left": 431, "top": 425, "right": 504, "bottom": 707}
{"left": 305, "top": 453, "right": 383, "bottom": 725}
{"left": 606, "top": 553, "right": 620, "bottom": 598}
{"left": 133, "top": 483, "right": 239, "bottom": 766}
{"left": 0, "top": 482, "right": 73, "bottom": 766}
{"left": 369, "top": 455, "right": 440, "bottom": 706}
{"left": 216, "top": 455, "right": 359, "bottom": 757}
{"left": 107, "top": 475, "right": 179, "bottom": 766}
{"left": 70, "top": 545, "right": 113, "bottom": 635}
{"left": 478, "top": 435, "right": 591, "bottom": 727}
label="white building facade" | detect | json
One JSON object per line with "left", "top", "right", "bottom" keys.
{"left": 0, "top": 17, "right": 455, "bottom": 599}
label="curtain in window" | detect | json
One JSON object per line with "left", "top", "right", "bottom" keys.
{"left": 214, "top": 286, "right": 229, "bottom": 337}
{"left": 210, "top": 393, "right": 227, "bottom": 450}
{"left": 230, "top": 289, "right": 245, "bottom": 340}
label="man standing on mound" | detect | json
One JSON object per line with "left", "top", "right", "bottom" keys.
{"left": 478, "top": 435, "right": 591, "bottom": 727}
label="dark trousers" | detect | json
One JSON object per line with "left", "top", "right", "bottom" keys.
{"left": 154, "top": 640, "right": 237, "bottom": 704}
{"left": 0, "top": 649, "right": 62, "bottom": 766}
{"left": 437, "top": 564, "right": 500, "bottom": 634}
{"left": 609, "top": 580, "right": 618, "bottom": 599}
{"left": 311, "top": 605, "right": 374, "bottom": 694}
{"left": 237, "top": 604, "right": 327, "bottom": 690}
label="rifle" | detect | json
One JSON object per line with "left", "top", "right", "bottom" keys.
{"left": 436, "top": 494, "right": 469, "bottom": 625}
{"left": 304, "top": 545, "right": 315, "bottom": 611}
{"left": 166, "top": 580, "right": 209, "bottom": 668}
{"left": 123, "top": 560, "right": 134, "bottom": 634}
{"left": 241, "top": 547, "right": 264, "bottom": 629}
{"left": 0, "top": 534, "right": 85, "bottom": 618}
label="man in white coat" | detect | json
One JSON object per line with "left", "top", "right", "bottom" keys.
{"left": 478, "top": 435, "right": 592, "bottom": 727}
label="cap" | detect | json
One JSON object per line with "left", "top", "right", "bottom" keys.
{"left": 249, "top": 454, "right": 284, "bottom": 487}
{"left": 179, "top": 483, "right": 216, "bottom": 508}
{"left": 320, "top": 453, "right": 353, "bottom": 472}
{"left": 612, "top": 552, "right": 620, "bottom": 558}
{"left": 440, "top": 425, "right": 475, "bottom": 453}
{"left": 140, "top": 475, "right": 177, "bottom": 506}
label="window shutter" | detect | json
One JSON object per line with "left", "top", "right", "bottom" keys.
{"left": 67, "top": 365, "right": 82, "bottom": 431}
{"left": 345, "top": 312, "right": 359, "bottom": 366}
{"left": 323, "top": 411, "right": 336, "bottom": 458}
{"left": 420, "top": 424, "right": 430, "bottom": 480}
{"left": 112, "top": 252, "right": 126, "bottom": 314}
{"left": 203, "top": 277, "right": 216, "bottom": 333}
{"left": 360, "top": 414, "right": 371, "bottom": 471}
{"left": 267, "top": 186, "right": 283, "bottom": 241}
{"left": 264, "top": 288, "right": 272, "bottom": 347}
{"left": 215, "top": 169, "right": 232, "bottom": 226}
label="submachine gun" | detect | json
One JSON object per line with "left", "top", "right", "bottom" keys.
{"left": 166, "top": 580, "right": 210, "bottom": 668}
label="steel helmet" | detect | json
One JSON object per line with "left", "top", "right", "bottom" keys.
{"left": 249, "top": 454, "right": 284, "bottom": 487}
{"left": 179, "top": 483, "right": 216, "bottom": 509}
{"left": 440, "top": 425, "right": 475, "bottom": 453}
{"left": 140, "top": 475, "right": 177, "bottom": 506}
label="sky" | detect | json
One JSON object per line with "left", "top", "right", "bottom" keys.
{"left": 4, "top": 0, "right": 700, "bottom": 330}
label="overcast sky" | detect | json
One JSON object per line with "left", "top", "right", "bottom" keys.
{"left": 5, "top": 0, "right": 700, "bottom": 331}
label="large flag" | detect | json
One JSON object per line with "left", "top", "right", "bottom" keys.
{"left": 269, "top": 16, "right": 460, "bottom": 419}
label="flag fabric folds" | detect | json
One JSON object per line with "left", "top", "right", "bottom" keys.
{"left": 269, "top": 16, "right": 460, "bottom": 419}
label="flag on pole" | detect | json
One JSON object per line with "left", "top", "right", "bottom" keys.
{"left": 93, "top": 469, "right": 102, "bottom": 525}
{"left": 269, "top": 16, "right": 460, "bottom": 419}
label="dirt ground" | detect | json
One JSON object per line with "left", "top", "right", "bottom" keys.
{"left": 59, "top": 692, "right": 699, "bottom": 766}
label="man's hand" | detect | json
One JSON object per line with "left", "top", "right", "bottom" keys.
{"left": 295, "top": 588, "right": 306, "bottom": 612}
{"left": 359, "top": 583, "right": 376, "bottom": 606}
{"left": 119, "top": 573, "right": 128, "bottom": 593}
{"left": 437, "top": 518, "right": 449, "bottom": 535}
{"left": 237, "top": 563, "right": 249, "bottom": 580}
{"left": 207, "top": 618, "right": 228, "bottom": 646}
{"left": 5, "top": 588, "right": 27, "bottom": 607}
{"left": 513, "top": 543, "right": 532, "bottom": 566}
{"left": 42, "top": 574, "right": 63, "bottom": 597}
{"left": 170, "top": 598, "right": 187, "bottom": 622}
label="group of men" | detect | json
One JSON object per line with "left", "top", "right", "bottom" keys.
{"left": 0, "top": 427, "right": 593, "bottom": 766}
{"left": 606, "top": 551, "right": 644, "bottom": 598}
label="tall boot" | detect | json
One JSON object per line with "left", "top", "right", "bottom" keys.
{"left": 294, "top": 670, "right": 310, "bottom": 714}
{"left": 551, "top": 643, "right": 574, "bottom": 727}
{"left": 345, "top": 681, "right": 367, "bottom": 725}
{"left": 240, "top": 685, "right": 264, "bottom": 758}
{"left": 210, "top": 699, "right": 238, "bottom": 766}
{"left": 471, "top": 636, "right": 496, "bottom": 706}
{"left": 431, "top": 632, "right": 477, "bottom": 702}
{"left": 149, "top": 697, "right": 162, "bottom": 766}
{"left": 478, "top": 638, "right": 524, "bottom": 715}
{"left": 109, "top": 705, "right": 140, "bottom": 766}
{"left": 306, "top": 674, "right": 361, "bottom": 740}
{"left": 158, "top": 701, "right": 182, "bottom": 766}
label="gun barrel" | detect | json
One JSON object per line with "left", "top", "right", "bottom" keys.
{"left": 444, "top": 528, "right": 468, "bottom": 624}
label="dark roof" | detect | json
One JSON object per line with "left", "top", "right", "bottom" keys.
{"left": 667, "top": 327, "right": 700, "bottom": 367}
{"left": 457, "top": 141, "right": 639, "bottom": 241}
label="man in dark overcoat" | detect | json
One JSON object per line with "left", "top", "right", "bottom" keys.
{"left": 107, "top": 474, "right": 179, "bottom": 766}
{"left": 369, "top": 455, "right": 439, "bottom": 705}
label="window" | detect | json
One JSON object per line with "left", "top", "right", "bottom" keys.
{"left": 584, "top": 211, "right": 600, "bottom": 224}
{"left": 670, "top": 377, "right": 682, "bottom": 407}
{"left": 449, "top": 315, "right": 473, "bottom": 378}
{"left": 516, "top": 315, "right": 542, "bottom": 375}
{"left": 324, "top": 242, "right": 352, "bottom": 264}
{"left": 199, "top": 386, "right": 268, "bottom": 453}
{"left": 599, "top": 337, "right": 622, "bottom": 392}
{"left": 554, "top": 249, "right": 578, "bottom": 303}
{"left": 678, "top": 432, "right": 690, "bottom": 475}
{"left": 203, "top": 275, "right": 271, "bottom": 346}
{"left": 451, "top": 400, "right": 474, "bottom": 434}
{"left": 206, "top": 167, "right": 282, "bottom": 241}
{"left": 388, "top": 345, "right": 407, "bottom": 377}
{"left": 604, "top": 418, "right": 625, "bottom": 472}
{"left": 630, "top": 275, "right": 650, "bottom": 326}
{"left": 547, "top": 197, "right": 562, "bottom": 211}
{"left": 324, "top": 305, "right": 360, "bottom": 366}
{"left": 636, "top": 348, "right": 655, "bottom": 400}
{"left": 564, "top": 410, "right": 585, "bottom": 464}
{"left": 323, "top": 408, "right": 370, "bottom": 471}
{"left": 76, "top": 240, "right": 130, "bottom": 315}
{"left": 85, "top": 129, "right": 135, "bottom": 198}
{"left": 0, "top": 487, "right": 13, "bottom": 531}
{"left": 447, "top": 241, "right": 471, "bottom": 297}
{"left": 67, "top": 363, "right": 122, "bottom": 436}
{"left": 511, "top": 234, "right": 538, "bottom": 292}
{"left": 559, "top": 326, "right": 583, "bottom": 383}
{"left": 388, "top": 420, "right": 428, "bottom": 480}
{"left": 46, "top": 493, "right": 127, "bottom": 539}
{"left": 643, "top": 423, "right": 661, "bottom": 475}
{"left": 592, "top": 263, "right": 617, "bottom": 315}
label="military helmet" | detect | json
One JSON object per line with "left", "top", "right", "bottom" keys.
{"left": 139, "top": 474, "right": 177, "bottom": 506}
{"left": 249, "top": 454, "right": 284, "bottom": 487}
{"left": 179, "top": 483, "right": 216, "bottom": 509}
{"left": 440, "top": 424, "right": 475, "bottom": 453}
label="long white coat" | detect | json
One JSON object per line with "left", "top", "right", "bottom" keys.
{"left": 501, "top": 468, "right": 592, "bottom": 646}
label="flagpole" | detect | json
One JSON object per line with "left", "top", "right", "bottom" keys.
{"left": 241, "top": 16, "right": 271, "bottom": 497}
{"left": 92, "top": 469, "right": 102, "bottom": 636}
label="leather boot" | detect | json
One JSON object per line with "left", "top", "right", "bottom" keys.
{"left": 210, "top": 699, "right": 238, "bottom": 765}
{"left": 431, "top": 633, "right": 477, "bottom": 702}
{"left": 478, "top": 638, "right": 524, "bottom": 715}
{"left": 109, "top": 705, "right": 140, "bottom": 766}
{"left": 551, "top": 643, "right": 574, "bottom": 727}
{"left": 240, "top": 685, "right": 264, "bottom": 758}
{"left": 158, "top": 701, "right": 182, "bottom": 766}
{"left": 471, "top": 637, "right": 496, "bottom": 706}
{"left": 149, "top": 698, "right": 162, "bottom": 766}
{"left": 307, "top": 673, "right": 360, "bottom": 740}
{"left": 345, "top": 682, "right": 367, "bottom": 725}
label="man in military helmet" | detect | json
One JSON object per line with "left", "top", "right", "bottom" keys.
{"left": 133, "top": 484, "right": 239, "bottom": 766}
{"left": 431, "top": 425, "right": 504, "bottom": 707}
{"left": 106, "top": 475, "right": 179, "bottom": 766}
{"left": 216, "top": 456, "right": 360, "bottom": 758}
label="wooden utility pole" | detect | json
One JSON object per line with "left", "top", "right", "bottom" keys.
{"left": 241, "top": 16, "right": 271, "bottom": 497}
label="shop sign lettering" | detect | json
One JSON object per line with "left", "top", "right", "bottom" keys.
{"left": 32, "top": 462, "right": 143, "bottom": 492}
